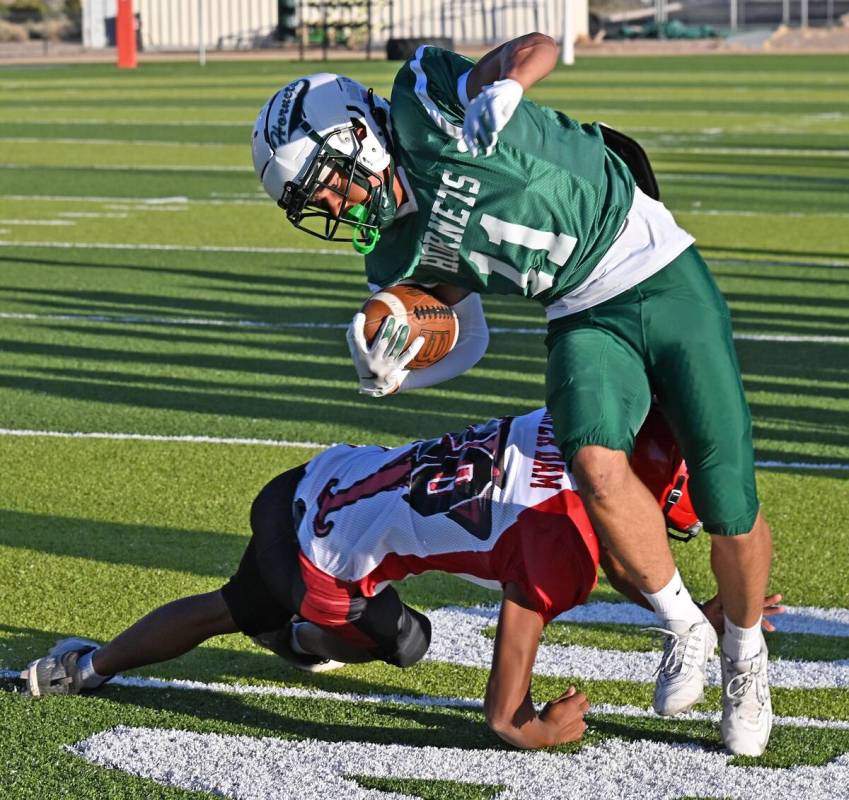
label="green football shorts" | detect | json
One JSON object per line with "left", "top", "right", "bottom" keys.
{"left": 545, "top": 245, "right": 759, "bottom": 536}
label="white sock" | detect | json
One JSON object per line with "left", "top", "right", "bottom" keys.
{"left": 723, "top": 616, "right": 763, "bottom": 661}
{"left": 77, "top": 649, "right": 110, "bottom": 689}
{"left": 641, "top": 569, "right": 705, "bottom": 627}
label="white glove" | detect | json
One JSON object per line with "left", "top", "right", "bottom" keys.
{"left": 460, "top": 78, "right": 524, "bottom": 157}
{"left": 346, "top": 312, "right": 425, "bottom": 398}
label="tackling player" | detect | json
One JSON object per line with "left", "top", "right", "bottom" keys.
{"left": 18, "top": 407, "right": 780, "bottom": 750}
{"left": 251, "top": 34, "right": 775, "bottom": 755}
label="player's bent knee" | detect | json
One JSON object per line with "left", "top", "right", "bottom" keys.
{"left": 572, "top": 446, "right": 631, "bottom": 502}
{"left": 384, "top": 606, "right": 432, "bottom": 668}
{"left": 710, "top": 513, "right": 772, "bottom": 550}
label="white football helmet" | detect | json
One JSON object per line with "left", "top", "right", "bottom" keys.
{"left": 252, "top": 73, "right": 395, "bottom": 250}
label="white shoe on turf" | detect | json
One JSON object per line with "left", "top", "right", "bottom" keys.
{"left": 721, "top": 637, "right": 772, "bottom": 757}
{"left": 644, "top": 617, "right": 717, "bottom": 716}
{"left": 20, "top": 638, "right": 100, "bottom": 697}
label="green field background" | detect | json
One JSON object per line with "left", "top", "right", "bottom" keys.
{"left": 0, "top": 54, "right": 847, "bottom": 798}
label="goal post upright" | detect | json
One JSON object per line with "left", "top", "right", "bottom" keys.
{"left": 116, "top": 0, "right": 137, "bottom": 69}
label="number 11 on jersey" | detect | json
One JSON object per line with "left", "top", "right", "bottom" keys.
{"left": 469, "top": 213, "right": 578, "bottom": 297}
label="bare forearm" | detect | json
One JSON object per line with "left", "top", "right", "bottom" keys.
{"left": 468, "top": 33, "right": 558, "bottom": 98}
{"left": 500, "top": 33, "right": 559, "bottom": 90}
{"left": 93, "top": 591, "right": 237, "bottom": 675}
{"left": 487, "top": 696, "right": 555, "bottom": 749}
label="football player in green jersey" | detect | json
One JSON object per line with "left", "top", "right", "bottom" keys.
{"left": 251, "top": 33, "right": 774, "bottom": 756}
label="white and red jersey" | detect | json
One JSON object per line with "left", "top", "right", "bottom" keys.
{"left": 293, "top": 408, "right": 599, "bottom": 624}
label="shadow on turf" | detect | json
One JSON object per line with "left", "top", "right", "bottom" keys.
{"left": 0, "top": 509, "right": 245, "bottom": 578}
{"left": 5, "top": 286, "right": 358, "bottom": 323}
{"left": 5, "top": 338, "right": 847, "bottom": 473}
{"left": 3, "top": 247, "right": 846, "bottom": 469}
{"left": 0, "top": 622, "right": 505, "bottom": 750}
{"left": 0, "top": 254, "right": 368, "bottom": 287}
{"left": 0, "top": 621, "right": 442, "bottom": 697}
{"left": 101, "top": 682, "right": 505, "bottom": 751}
{"left": 0, "top": 350, "right": 544, "bottom": 445}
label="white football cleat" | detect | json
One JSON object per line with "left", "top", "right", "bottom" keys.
{"left": 644, "top": 617, "right": 717, "bottom": 716}
{"left": 20, "top": 638, "right": 101, "bottom": 697}
{"left": 721, "top": 637, "right": 772, "bottom": 757}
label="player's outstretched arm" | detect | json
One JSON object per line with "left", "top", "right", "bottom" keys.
{"left": 485, "top": 583, "right": 589, "bottom": 749}
{"left": 461, "top": 33, "right": 559, "bottom": 157}
{"left": 466, "top": 32, "right": 559, "bottom": 99}
{"left": 397, "top": 291, "right": 489, "bottom": 392}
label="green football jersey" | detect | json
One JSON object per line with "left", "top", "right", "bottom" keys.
{"left": 365, "top": 46, "right": 635, "bottom": 306}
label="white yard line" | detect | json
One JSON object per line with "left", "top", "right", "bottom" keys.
{"left": 0, "top": 118, "right": 246, "bottom": 127}
{"left": 0, "top": 428, "right": 847, "bottom": 472}
{"left": 57, "top": 212, "right": 129, "bottom": 219}
{"left": 734, "top": 333, "right": 849, "bottom": 344}
{"left": 0, "top": 311, "right": 347, "bottom": 329}
{"left": 68, "top": 727, "right": 849, "bottom": 800}
{"left": 0, "top": 162, "right": 251, "bottom": 173}
{"left": 426, "top": 606, "right": 849, "bottom": 690}
{"left": 655, "top": 146, "right": 849, "bottom": 158}
{"left": 684, "top": 208, "right": 849, "bottom": 219}
{"left": 0, "top": 428, "right": 325, "bottom": 449}
{"left": 559, "top": 601, "right": 849, "bottom": 637}
{"left": 1, "top": 668, "right": 847, "bottom": 730}
{"left": 0, "top": 136, "right": 242, "bottom": 148}
{"left": 2, "top": 193, "right": 264, "bottom": 205}
{"left": 0, "top": 240, "right": 350, "bottom": 256}
{"left": 1, "top": 310, "right": 847, "bottom": 345}
{"left": 0, "top": 219, "right": 75, "bottom": 226}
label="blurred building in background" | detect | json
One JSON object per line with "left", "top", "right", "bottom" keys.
{"left": 77, "top": 0, "right": 588, "bottom": 54}
{"left": 2, "top": 0, "right": 846, "bottom": 56}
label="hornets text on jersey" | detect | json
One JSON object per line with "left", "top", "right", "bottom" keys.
{"left": 366, "top": 46, "right": 694, "bottom": 319}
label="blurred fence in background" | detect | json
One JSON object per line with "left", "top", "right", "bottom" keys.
{"left": 1, "top": 0, "right": 847, "bottom": 58}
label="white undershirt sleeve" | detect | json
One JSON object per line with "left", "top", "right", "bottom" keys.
{"left": 397, "top": 292, "right": 489, "bottom": 392}
{"left": 457, "top": 70, "right": 472, "bottom": 109}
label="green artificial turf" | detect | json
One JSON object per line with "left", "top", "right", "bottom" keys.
{"left": 0, "top": 53, "right": 847, "bottom": 798}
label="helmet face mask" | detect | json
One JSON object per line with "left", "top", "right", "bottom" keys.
{"left": 278, "top": 127, "right": 385, "bottom": 245}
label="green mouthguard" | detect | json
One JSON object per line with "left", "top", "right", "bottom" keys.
{"left": 346, "top": 204, "right": 381, "bottom": 254}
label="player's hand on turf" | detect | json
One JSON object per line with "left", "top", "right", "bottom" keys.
{"left": 759, "top": 593, "right": 786, "bottom": 632}
{"left": 460, "top": 78, "right": 523, "bottom": 157}
{"left": 700, "top": 593, "right": 785, "bottom": 634}
{"left": 539, "top": 685, "right": 589, "bottom": 744}
{"left": 346, "top": 312, "right": 425, "bottom": 397}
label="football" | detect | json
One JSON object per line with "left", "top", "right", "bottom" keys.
{"left": 361, "top": 284, "right": 459, "bottom": 369}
